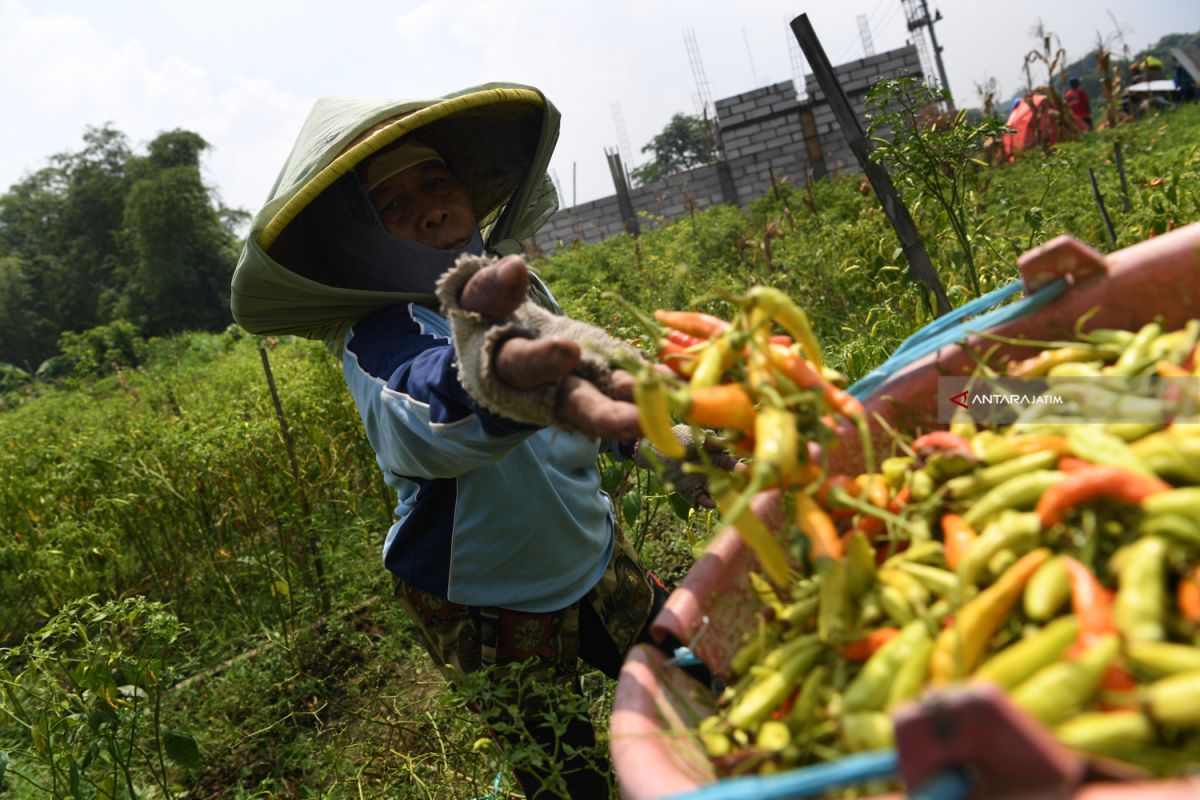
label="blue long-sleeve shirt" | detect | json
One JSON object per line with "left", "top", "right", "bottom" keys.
{"left": 341, "top": 302, "right": 615, "bottom": 612}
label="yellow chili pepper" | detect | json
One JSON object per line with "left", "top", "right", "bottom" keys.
{"left": 714, "top": 488, "right": 791, "bottom": 586}
{"left": 633, "top": 377, "right": 685, "bottom": 460}
{"left": 746, "top": 286, "right": 824, "bottom": 374}
{"left": 931, "top": 548, "right": 1051, "bottom": 684}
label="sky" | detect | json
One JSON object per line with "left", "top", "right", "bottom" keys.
{"left": 1, "top": 0, "right": 1196, "bottom": 219}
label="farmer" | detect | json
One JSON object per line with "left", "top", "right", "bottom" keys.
{"left": 1065, "top": 76, "right": 1092, "bottom": 130}
{"left": 230, "top": 84, "right": 708, "bottom": 798}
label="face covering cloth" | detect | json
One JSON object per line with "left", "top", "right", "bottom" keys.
{"left": 303, "top": 173, "right": 484, "bottom": 294}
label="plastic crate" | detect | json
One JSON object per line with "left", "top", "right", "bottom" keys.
{"left": 611, "top": 223, "right": 1200, "bottom": 799}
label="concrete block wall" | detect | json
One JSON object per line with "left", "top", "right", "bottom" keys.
{"left": 532, "top": 44, "right": 922, "bottom": 254}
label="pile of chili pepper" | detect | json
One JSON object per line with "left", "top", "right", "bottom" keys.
{"left": 634, "top": 302, "right": 1200, "bottom": 781}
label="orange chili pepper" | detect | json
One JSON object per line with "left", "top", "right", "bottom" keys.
{"left": 1057, "top": 456, "right": 1093, "bottom": 473}
{"left": 1036, "top": 465, "right": 1172, "bottom": 527}
{"left": 1060, "top": 556, "right": 1117, "bottom": 656}
{"left": 653, "top": 309, "right": 730, "bottom": 339}
{"left": 676, "top": 383, "right": 757, "bottom": 432}
{"left": 1179, "top": 565, "right": 1200, "bottom": 622}
{"left": 766, "top": 343, "right": 864, "bottom": 419}
{"left": 941, "top": 513, "right": 977, "bottom": 571}
{"left": 838, "top": 627, "right": 900, "bottom": 662}
{"left": 795, "top": 491, "right": 843, "bottom": 562}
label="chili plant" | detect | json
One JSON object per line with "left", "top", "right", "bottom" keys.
{"left": 0, "top": 596, "right": 198, "bottom": 798}
{"left": 865, "top": 76, "right": 1010, "bottom": 298}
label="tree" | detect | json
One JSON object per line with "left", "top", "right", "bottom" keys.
{"left": 630, "top": 113, "right": 710, "bottom": 186}
{"left": 0, "top": 125, "right": 241, "bottom": 368}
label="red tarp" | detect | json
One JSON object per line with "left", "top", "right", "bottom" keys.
{"left": 1002, "top": 94, "right": 1060, "bottom": 160}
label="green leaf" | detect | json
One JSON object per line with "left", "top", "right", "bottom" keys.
{"left": 621, "top": 491, "right": 642, "bottom": 528}
{"left": 668, "top": 492, "right": 692, "bottom": 522}
{"left": 270, "top": 579, "right": 289, "bottom": 599}
{"left": 163, "top": 728, "right": 201, "bottom": 769}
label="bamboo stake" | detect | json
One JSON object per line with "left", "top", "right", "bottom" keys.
{"left": 259, "top": 345, "right": 332, "bottom": 613}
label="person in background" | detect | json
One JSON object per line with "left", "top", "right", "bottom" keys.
{"left": 1065, "top": 76, "right": 1092, "bottom": 130}
{"left": 229, "top": 84, "right": 718, "bottom": 799}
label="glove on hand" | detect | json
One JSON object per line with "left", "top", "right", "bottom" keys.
{"left": 633, "top": 424, "right": 737, "bottom": 509}
{"left": 436, "top": 254, "right": 644, "bottom": 432}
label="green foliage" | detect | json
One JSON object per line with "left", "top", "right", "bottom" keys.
{"left": 0, "top": 596, "right": 192, "bottom": 798}
{"left": 0, "top": 126, "right": 241, "bottom": 370}
{"left": 630, "top": 113, "right": 710, "bottom": 186}
{"left": 867, "top": 77, "right": 1011, "bottom": 296}
{"left": 55, "top": 321, "right": 148, "bottom": 379}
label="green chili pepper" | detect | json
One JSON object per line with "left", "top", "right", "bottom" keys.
{"left": 1054, "top": 711, "right": 1155, "bottom": 756}
{"left": 1010, "top": 634, "right": 1120, "bottom": 726}
{"left": 842, "top": 619, "right": 932, "bottom": 713}
{"left": 1105, "top": 321, "right": 1162, "bottom": 376}
{"left": 817, "top": 560, "right": 852, "bottom": 644}
{"left": 779, "top": 594, "right": 820, "bottom": 629}
{"left": 727, "top": 641, "right": 823, "bottom": 731}
{"left": 886, "top": 634, "right": 933, "bottom": 711}
{"left": 945, "top": 450, "right": 1060, "bottom": 499}
{"left": 898, "top": 562, "right": 959, "bottom": 598}
{"left": 878, "top": 584, "right": 916, "bottom": 625}
{"left": 731, "top": 622, "right": 784, "bottom": 677}
{"left": 1114, "top": 536, "right": 1168, "bottom": 643}
{"left": 881, "top": 456, "right": 913, "bottom": 489}
{"left": 1024, "top": 555, "right": 1071, "bottom": 621}
{"left": 909, "top": 468, "right": 936, "bottom": 502}
{"left": 1139, "top": 513, "right": 1200, "bottom": 549}
{"left": 756, "top": 719, "right": 792, "bottom": 752}
{"left": 762, "top": 633, "right": 820, "bottom": 671}
{"left": 957, "top": 510, "right": 1041, "bottom": 587}
{"left": 1143, "top": 487, "right": 1200, "bottom": 517}
{"left": 784, "top": 665, "right": 829, "bottom": 733}
{"left": 1126, "top": 641, "right": 1200, "bottom": 676}
{"left": 1131, "top": 433, "right": 1200, "bottom": 484}
{"left": 844, "top": 530, "right": 877, "bottom": 599}
{"left": 1144, "top": 669, "right": 1200, "bottom": 727}
{"left": 960, "top": 471, "right": 1063, "bottom": 529}
{"left": 1066, "top": 427, "right": 1152, "bottom": 476}
{"left": 972, "top": 615, "right": 1079, "bottom": 690}
{"left": 877, "top": 568, "right": 931, "bottom": 608}
{"left": 839, "top": 711, "right": 894, "bottom": 752}
{"left": 881, "top": 541, "right": 945, "bottom": 570}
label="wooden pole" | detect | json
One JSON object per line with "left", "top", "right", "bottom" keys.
{"left": 790, "top": 13, "right": 952, "bottom": 316}
{"left": 259, "top": 345, "right": 332, "bottom": 613}
{"left": 1088, "top": 167, "right": 1118, "bottom": 247}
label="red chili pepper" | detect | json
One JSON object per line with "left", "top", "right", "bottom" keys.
{"left": 1061, "top": 556, "right": 1117, "bottom": 656}
{"left": 838, "top": 627, "right": 900, "bottom": 662}
{"left": 816, "top": 475, "right": 860, "bottom": 519}
{"left": 653, "top": 309, "right": 730, "bottom": 339}
{"left": 911, "top": 431, "right": 971, "bottom": 453}
{"left": 658, "top": 340, "right": 696, "bottom": 377}
{"left": 665, "top": 329, "right": 705, "bottom": 348}
{"left": 1057, "top": 456, "right": 1093, "bottom": 473}
{"left": 1036, "top": 465, "right": 1172, "bottom": 527}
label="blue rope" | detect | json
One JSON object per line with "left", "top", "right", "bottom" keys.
{"left": 663, "top": 749, "right": 899, "bottom": 800}
{"left": 909, "top": 767, "right": 974, "bottom": 800}
{"left": 849, "top": 277, "right": 1069, "bottom": 400}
